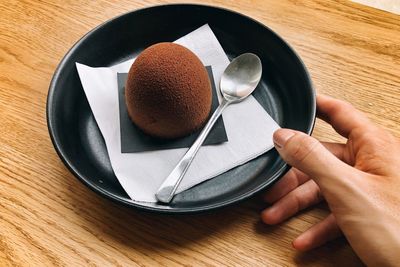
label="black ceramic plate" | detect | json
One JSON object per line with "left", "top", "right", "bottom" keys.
{"left": 47, "top": 4, "right": 316, "bottom": 213}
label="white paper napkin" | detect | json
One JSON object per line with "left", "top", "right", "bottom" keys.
{"left": 76, "top": 24, "right": 280, "bottom": 202}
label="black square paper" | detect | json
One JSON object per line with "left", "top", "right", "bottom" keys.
{"left": 117, "top": 66, "right": 228, "bottom": 153}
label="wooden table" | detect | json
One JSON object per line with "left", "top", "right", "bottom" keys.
{"left": 1, "top": 0, "right": 399, "bottom": 266}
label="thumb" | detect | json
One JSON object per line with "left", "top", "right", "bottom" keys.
{"left": 273, "top": 129, "right": 354, "bottom": 191}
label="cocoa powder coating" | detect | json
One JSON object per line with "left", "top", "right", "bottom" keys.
{"left": 125, "top": 42, "right": 212, "bottom": 139}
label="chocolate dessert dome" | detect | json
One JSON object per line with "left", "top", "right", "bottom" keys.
{"left": 125, "top": 42, "right": 212, "bottom": 139}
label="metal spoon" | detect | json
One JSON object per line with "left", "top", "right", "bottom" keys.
{"left": 155, "top": 53, "right": 262, "bottom": 203}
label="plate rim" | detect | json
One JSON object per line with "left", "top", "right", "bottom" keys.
{"left": 46, "top": 3, "right": 316, "bottom": 214}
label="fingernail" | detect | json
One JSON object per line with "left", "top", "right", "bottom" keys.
{"left": 273, "top": 129, "right": 295, "bottom": 148}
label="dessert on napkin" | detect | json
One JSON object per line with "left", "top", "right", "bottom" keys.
{"left": 125, "top": 42, "right": 213, "bottom": 139}
{"left": 76, "top": 24, "right": 280, "bottom": 203}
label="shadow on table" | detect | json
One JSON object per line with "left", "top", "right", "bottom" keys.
{"left": 68, "top": 184, "right": 251, "bottom": 253}
{"left": 253, "top": 211, "right": 363, "bottom": 266}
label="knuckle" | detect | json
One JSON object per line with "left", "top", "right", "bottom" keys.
{"left": 294, "top": 181, "right": 322, "bottom": 211}
{"left": 291, "top": 193, "right": 302, "bottom": 213}
{"left": 338, "top": 99, "right": 354, "bottom": 110}
{"left": 330, "top": 99, "right": 353, "bottom": 116}
{"left": 286, "top": 134, "right": 320, "bottom": 165}
{"left": 353, "top": 127, "right": 390, "bottom": 151}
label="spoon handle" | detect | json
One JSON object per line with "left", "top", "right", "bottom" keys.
{"left": 155, "top": 99, "right": 230, "bottom": 203}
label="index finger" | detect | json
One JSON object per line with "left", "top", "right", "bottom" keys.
{"left": 317, "top": 94, "right": 374, "bottom": 137}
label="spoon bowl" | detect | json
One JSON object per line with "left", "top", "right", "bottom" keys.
{"left": 220, "top": 53, "right": 262, "bottom": 102}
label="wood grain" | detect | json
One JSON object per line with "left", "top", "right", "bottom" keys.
{"left": 1, "top": 0, "right": 399, "bottom": 266}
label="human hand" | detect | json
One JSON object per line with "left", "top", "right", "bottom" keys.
{"left": 261, "top": 94, "right": 400, "bottom": 266}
